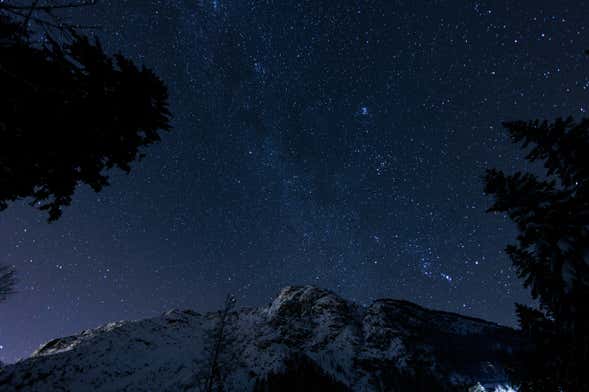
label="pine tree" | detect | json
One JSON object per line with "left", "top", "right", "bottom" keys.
{"left": 484, "top": 116, "right": 589, "bottom": 391}
{"left": 0, "top": 2, "right": 171, "bottom": 221}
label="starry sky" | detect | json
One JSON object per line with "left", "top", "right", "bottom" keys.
{"left": 1, "top": 0, "right": 588, "bottom": 363}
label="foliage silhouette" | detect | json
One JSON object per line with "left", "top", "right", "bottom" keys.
{"left": 0, "top": 2, "right": 171, "bottom": 221}
{"left": 485, "top": 116, "right": 589, "bottom": 391}
{"left": 252, "top": 354, "right": 350, "bottom": 392}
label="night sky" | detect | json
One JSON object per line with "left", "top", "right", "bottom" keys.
{"left": 1, "top": 0, "right": 588, "bottom": 363}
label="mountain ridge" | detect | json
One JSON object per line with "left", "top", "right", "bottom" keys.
{"left": 0, "top": 285, "right": 518, "bottom": 391}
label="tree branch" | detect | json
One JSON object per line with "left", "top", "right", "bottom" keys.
{"left": 0, "top": 1, "right": 97, "bottom": 11}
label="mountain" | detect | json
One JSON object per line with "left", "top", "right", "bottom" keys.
{"left": 0, "top": 286, "right": 519, "bottom": 391}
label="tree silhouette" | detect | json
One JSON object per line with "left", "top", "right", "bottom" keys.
{"left": 0, "top": 265, "right": 16, "bottom": 303}
{"left": 484, "top": 116, "right": 589, "bottom": 391}
{"left": 0, "top": 1, "right": 171, "bottom": 221}
{"left": 253, "top": 354, "right": 350, "bottom": 392}
{"left": 202, "top": 294, "right": 236, "bottom": 392}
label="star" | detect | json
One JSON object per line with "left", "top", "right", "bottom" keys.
{"left": 1, "top": 0, "right": 580, "bottom": 364}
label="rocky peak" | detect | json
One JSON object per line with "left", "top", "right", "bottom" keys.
{"left": 0, "top": 286, "right": 519, "bottom": 392}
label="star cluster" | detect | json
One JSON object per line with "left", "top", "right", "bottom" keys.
{"left": 0, "top": 0, "right": 587, "bottom": 363}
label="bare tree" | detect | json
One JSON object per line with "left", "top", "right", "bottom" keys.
{"left": 202, "top": 294, "right": 236, "bottom": 392}
{"left": 0, "top": 0, "right": 99, "bottom": 37}
{"left": 0, "top": 265, "right": 16, "bottom": 303}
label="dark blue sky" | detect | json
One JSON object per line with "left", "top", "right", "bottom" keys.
{"left": 1, "top": 0, "right": 588, "bottom": 363}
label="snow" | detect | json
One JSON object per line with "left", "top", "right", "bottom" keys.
{"left": 0, "top": 286, "right": 518, "bottom": 392}
{"left": 472, "top": 384, "right": 517, "bottom": 392}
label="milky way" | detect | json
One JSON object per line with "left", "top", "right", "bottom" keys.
{"left": 1, "top": 0, "right": 587, "bottom": 363}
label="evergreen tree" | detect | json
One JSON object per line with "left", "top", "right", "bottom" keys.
{"left": 484, "top": 116, "right": 589, "bottom": 391}
{"left": 253, "top": 354, "right": 350, "bottom": 392}
{"left": 0, "top": 2, "right": 171, "bottom": 221}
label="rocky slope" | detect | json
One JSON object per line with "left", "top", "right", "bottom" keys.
{"left": 0, "top": 286, "right": 518, "bottom": 391}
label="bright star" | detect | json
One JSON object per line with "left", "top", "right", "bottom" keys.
{"left": 440, "top": 273, "right": 453, "bottom": 282}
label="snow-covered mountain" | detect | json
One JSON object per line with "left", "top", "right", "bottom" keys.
{"left": 0, "top": 286, "right": 519, "bottom": 391}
